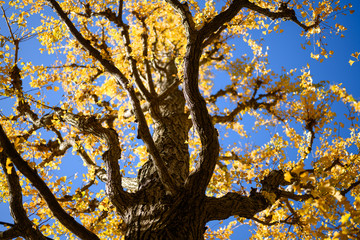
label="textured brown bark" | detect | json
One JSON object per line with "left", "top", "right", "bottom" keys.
{"left": 138, "top": 60, "right": 190, "bottom": 189}
{"left": 124, "top": 193, "right": 207, "bottom": 239}
{"left": 126, "top": 59, "right": 199, "bottom": 238}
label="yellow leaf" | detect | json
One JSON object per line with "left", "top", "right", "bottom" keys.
{"left": 284, "top": 171, "right": 292, "bottom": 182}
{"left": 340, "top": 213, "right": 351, "bottom": 224}
{"left": 54, "top": 86, "right": 59, "bottom": 91}
{"left": 292, "top": 162, "right": 305, "bottom": 175}
{"left": 6, "top": 158, "right": 13, "bottom": 174}
{"left": 349, "top": 60, "right": 355, "bottom": 66}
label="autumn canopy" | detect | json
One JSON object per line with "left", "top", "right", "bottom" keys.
{"left": 0, "top": 0, "right": 359, "bottom": 239}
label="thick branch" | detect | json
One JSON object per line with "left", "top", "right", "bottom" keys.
{"left": 200, "top": 0, "right": 319, "bottom": 44}
{"left": 0, "top": 125, "right": 100, "bottom": 240}
{"left": 182, "top": 33, "right": 220, "bottom": 194}
{"left": 205, "top": 192, "right": 268, "bottom": 221}
{"left": 164, "top": 0, "right": 196, "bottom": 33}
{"left": 244, "top": 1, "right": 320, "bottom": 31}
{"left": 164, "top": 0, "right": 221, "bottom": 194}
{"left": 46, "top": 0, "right": 178, "bottom": 195}
{"left": 205, "top": 170, "right": 313, "bottom": 222}
{"left": 54, "top": 110, "right": 134, "bottom": 212}
{"left": 200, "top": 0, "right": 245, "bottom": 40}
{"left": 0, "top": 226, "right": 21, "bottom": 240}
{"left": 0, "top": 153, "right": 47, "bottom": 240}
{"left": 172, "top": 0, "right": 309, "bottom": 195}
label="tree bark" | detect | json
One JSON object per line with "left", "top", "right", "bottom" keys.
{"left": 124, "top": 193, "right": 207, "bottom": 239}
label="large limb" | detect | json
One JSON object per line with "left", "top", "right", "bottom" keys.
{"left": 201, "top": 0, "right": 320, "bottom": 40}
{"left": 0, "top": 225, "right": 21, "bottom": 240}
{"left": 205, "top": 170, "right": 312, "bottom": 222}
{"left": 205, "top": 193, "right": 268, "bottom": 221}
{"left": 182, "top": 32, "right": 220, "bottom": 195}
{"left": 165, "top": 0, "right": 247, "bottom": 195}
{"left": 45, "top": 0, "right": 177, "bottom": 194}
{"left": 0, "top": 125, "right": 100, "bottom": 240}
{"left": 0, "top": 153, "right": 48, "bottom": 240}
{"left": 53, "top": 109, "right": 134, "bottom": 212}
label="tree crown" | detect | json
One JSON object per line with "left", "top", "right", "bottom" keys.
{"left": 0, "top": 0, "right": 359, "bottom": 239}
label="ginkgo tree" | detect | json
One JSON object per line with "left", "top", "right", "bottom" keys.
{"left": 0, "top": 0, "right": 359, "bottom": 239}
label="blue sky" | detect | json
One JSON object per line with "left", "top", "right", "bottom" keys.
{"left": 1, "top": 0, "right": 360, "bottom": 239}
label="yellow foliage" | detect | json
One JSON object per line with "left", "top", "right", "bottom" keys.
{"left": 0, "top": 0, "right": 359, "bottom": 239}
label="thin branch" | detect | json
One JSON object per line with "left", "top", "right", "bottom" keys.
{"left": 58, "top": 179, "right": 96, "bottom": 202}
{"left": 117, "top": 0, "right": 124, "bottom": 22}
{"left": 219, "top": 152, "right": 241, "bottom": 162}
{"left": 251, "top": 214, "right": 297, "bottom": 226}
{"left": 89, "top": 211, "right": 109, "bottom": 231}
{"left": 201, "top": 25, "right": 228, "bottom": 49}
{"left": 252, "top": 216, "right": 281, "bottom": 226}
{"left": 283, "top": 198, "right": 301, "bottom": 224}
{"left": 341, "top": 179, "right": 360, "bottom": 196}
{"left": 91, "top": 7, "right": 154, "bottom": 101}
{"left": 133, "top": 11, "right": 157, "bottom": 95}
{"left": 277, "top": 190, "right": 313, "bottom": 201}
{"left": 1, "top": 6, "right": 19, "bottom": 63}
{"left": 212, "top": 97, "right": 279, "bottom": 123}
{"left": 0, "top": 221, "right": 15, "bottom": 227}
{"left": 324, "top": 158, "right": 344, "bottom": 172}
{"left": 208, "top": 87, "right": 238, "bottom": 104}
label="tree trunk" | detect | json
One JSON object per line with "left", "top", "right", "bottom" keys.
{"left": 123, "top": 59, "right": 203, "bottom": 238}
{"left": 137, "top": 59, "right": 191, "bottom": 188}
{"left": 125, "top": 193, "right": 207, "bottom": 239}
